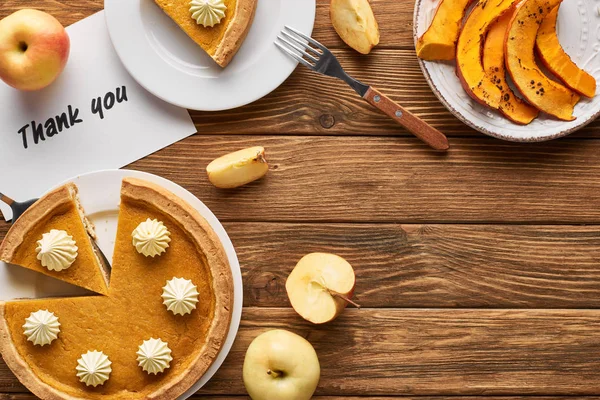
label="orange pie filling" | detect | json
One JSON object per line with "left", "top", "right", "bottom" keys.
{"left": 11, "top": 201, "right": 109, "bottom": 296}
{"left": 3, "top": 196, "right": 217, "bottom": 398}
{"left": 154, "top": 0, "right": 238, "bottom": 56}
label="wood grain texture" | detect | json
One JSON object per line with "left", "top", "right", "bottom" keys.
{"left": 5, "top": 309, "right": 600, "bottom": 395}
{"left": 1, "top": 222, "right": 599, "bottom": 309}
{"left": 226, "top": 223, "right": 600, "bottom": 309}
{"left": 108, "top": 135, "right": 600, "bottom": 224}
{"left": 3, "top": 136, "right": 600, "bottom": 224}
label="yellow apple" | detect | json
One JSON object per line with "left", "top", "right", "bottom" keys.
{"left": 0, "top": 9, "right": 70, "bottom": 91}
{"left": 243, "top": 329, "right": 320, "bottom": 400}
{"left": 206, "top": 146, "right": 269, "bottom": 189}
{"left": 286, "top": 252, "right": 358, "bottom": 324}
{"left": 330, "top": 0, "right": 380, "bottom": 54}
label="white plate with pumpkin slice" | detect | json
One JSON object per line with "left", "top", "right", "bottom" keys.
{"left": 104, "top": 0, "right": 315, "bottom": 111}
{"left": 414, "top": 0, "right": 600, "bottom": 142}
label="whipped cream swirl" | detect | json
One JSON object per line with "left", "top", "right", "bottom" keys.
{"left": 22, "top": 310, "right": 61, "bottom": 346}
{"left": 36, "top": 229, "right": 78, "bottom": 271}
{"left": 137, "top": 338, "right": 173, "bottom": 375}
{"left": 132, "top": 219, "right": 171, "bottom": 257}
{"left": 76, "top": 350, "right": 112, "bottom": 387}
{"left": 190, "top": 0, "right": 227, "bottom": 28}
{"left": 162, "top": 277, "right": 200, "bottom": 316}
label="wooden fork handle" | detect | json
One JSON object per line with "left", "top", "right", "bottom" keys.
{"left": 364, "top": 87, "right": 449, "bottom": 151}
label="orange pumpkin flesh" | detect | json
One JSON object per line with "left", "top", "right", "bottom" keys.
{"left": 416, "top": 0, "right": 474, "bottom": 61}
{"left": 456, "top": 0, "right": 517, "bottom": 110}
{"left": 505, "top": 0, "right": 580, "bottom": 121}
{"left": 536, "top": 6, "right": 597, "bottom": 98}
{"left": 483, "top": 10, "right": 539, "bottom": 125}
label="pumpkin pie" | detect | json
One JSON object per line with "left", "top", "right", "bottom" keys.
{"left": 0, "top": 178, "right": 233, "bottom": 399}
{"left": 154, "top": 0, "right": 257, "bottom": 67}
{"left": 0, "top": 183, "right": 109, "bottom": 295}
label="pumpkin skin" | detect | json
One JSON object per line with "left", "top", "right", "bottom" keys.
{"left": 416, "top": 0, "right": 473, "bottom": 61}
{"left": 536, "top": 6, "right": 597, "bottom": 98}
{"left": 505, "top": 0, "right": 580, "bottom": 121}
{"left": 456, "top": 0, "right": 518, "bottom": 110}
{"left": 483, "top": 10, "right": 539, "bottom": 125}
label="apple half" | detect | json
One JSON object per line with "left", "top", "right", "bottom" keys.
{"left": 286, "top": 252, "right": 358, "bottom": 324}
{"left": 206, "top": 146, "right": 268, "bottom": 189}
{"left": 330, "top": 0, "right": 380, "bottom": 55}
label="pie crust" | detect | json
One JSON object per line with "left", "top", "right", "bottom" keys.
{"left": 154, "top": 0, "right": 258, "bottom": 67}
{"left": 0, "top": 183, "right": 109, "bottom": 295}
{"left": 0, "top": 178, "right": 234, "bottom": 399}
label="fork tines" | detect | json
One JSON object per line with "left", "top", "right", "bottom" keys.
{"left": 275, "top": 26, "right": 326, "bottom": 69}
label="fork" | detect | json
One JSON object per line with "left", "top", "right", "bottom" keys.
{"left": 1, "top": 192, "right": 111, "bottom": 268}
{"left": 275, "top": 26, "right": 449, "bottom": 151}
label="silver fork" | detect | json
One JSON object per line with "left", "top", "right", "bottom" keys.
{"left": 275, "top": 26, "right": 449, "bottom": 151}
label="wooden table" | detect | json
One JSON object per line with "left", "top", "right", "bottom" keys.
{"left": 3, "top": 1, "right": 600, "bottom": 399}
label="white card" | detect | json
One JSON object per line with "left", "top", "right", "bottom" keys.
{"left": 0, "top": 11, "right": 197, "bottom": 221}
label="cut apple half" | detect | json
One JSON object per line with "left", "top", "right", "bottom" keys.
{"left": 416, "top": 0, "right": 474, "bottom": 61}
{"left": 286, "top": 253, "right": 358, "bottom": 324}
{"left": 456, "top": 0, "right": 518, "bottom": 110}
{"left": 330, "top": 0, "right": 380, "bottom": 55}
{"left": 536, "top": 5, "right": 597, "bottom": 98}
{"left": 206, "top": 146, "right": 268, "bottom": 189}
{"left": 505, "top": 0, "right": 580, "bottom": 121}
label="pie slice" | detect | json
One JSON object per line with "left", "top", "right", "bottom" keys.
{"left": 0, "top": 183, "right": 109, "bottom": 295}
{"left": 0, "top": 178, "right": 233, "bottom": 399}
{"left": 154, "top": 0, "right": 257, "bottom": 67}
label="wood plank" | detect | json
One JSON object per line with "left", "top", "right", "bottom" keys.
{"left": 189, "top": 49, "right": 600, "bottom": 138}
{"left": 2, "top": 137, "right": 600, "bottom": 224}
{"left": 1, "top": 222, "right": 599, "bottom": 308}
{"left": 5, "top": 309, "right": 600, "bottom": 395}
{"left": 122, "top": 135, "right": 600, "bottom": 224}
{"left": 225, "top": 223, "right": 600, "bottom": 308}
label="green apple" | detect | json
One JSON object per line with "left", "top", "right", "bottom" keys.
{"left": 243, "top": 329, "right": 320, "bottom": 400}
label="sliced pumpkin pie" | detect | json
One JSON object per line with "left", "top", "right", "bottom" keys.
{"left": 0, "top": 178, "right": 233, "bottom": 399}
{"left": 0, "top": 183, "right": 109, "bottom": 295}
{"left": 154, "top": 0, "right": 257, "bottom": 67}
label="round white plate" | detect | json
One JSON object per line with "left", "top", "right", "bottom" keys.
{"left": 0, "top": 169, "right": 243, "bottom": 400}
{"left": 104, "top": 0, "right": 316, "bottom": 111}
{"left": 414, "top": 0, "right": 600, "bottom": 142}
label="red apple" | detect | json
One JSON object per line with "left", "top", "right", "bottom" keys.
{"left": 0, "top": 9, "right": 70, "bottom": 91}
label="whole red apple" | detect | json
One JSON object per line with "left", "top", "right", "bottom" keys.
{"left": 0, "top": 9, "right": 70, "bottom": 91}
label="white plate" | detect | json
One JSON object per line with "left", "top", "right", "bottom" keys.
{"left": 0, "top": 169, "right": 243, "bottom": 400}
{"left": 414, "top": 0, "right": 600, "bottom": 142}
{"left": 104, "top": 0, "right": 316, "bottom": 111}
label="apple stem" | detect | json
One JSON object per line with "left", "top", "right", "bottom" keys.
{"left": 328, "top": 289, "right": 361, "bottom": 309}
{"left": 267, "top": 369, "right": 281, "bottom": 378}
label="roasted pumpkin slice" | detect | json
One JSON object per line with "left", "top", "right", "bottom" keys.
{"left": 505, "top": 0, "right": 580, "bottom": 121}
{"left": 456, "top": 0, "right": 518, "bottom": 110}
{"left": 483, "top": 10, "right": 539, "bottom": 125}
{"left": 416, "top": 0, "right": 473, "bottom": 61}
{"left": 536, "top": 6, "right": 597, "bottom": 98}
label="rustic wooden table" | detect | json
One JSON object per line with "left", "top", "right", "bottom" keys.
{"left": 3, "top": 1, "right": 600, "bottom": 399}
